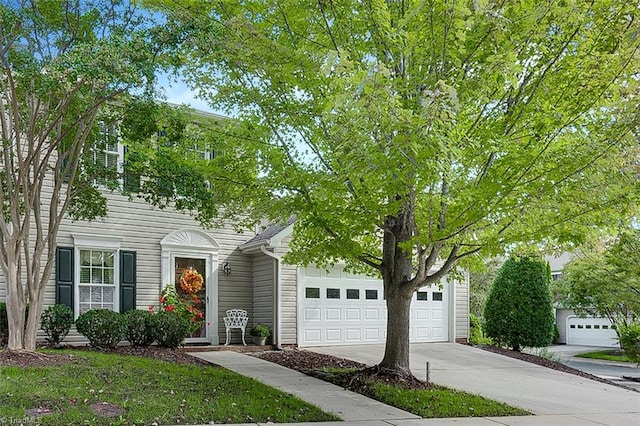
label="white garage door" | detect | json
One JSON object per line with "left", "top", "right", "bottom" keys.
{"left": 298, "top": 266, "right": 448, "bottom": 346}
{"left": 566, "top": 316, "right": 619, "bottom": 347}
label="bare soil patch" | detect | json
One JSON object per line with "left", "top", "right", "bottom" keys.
{"left": 90, "top": 402, "right": 124, "bottom": 418}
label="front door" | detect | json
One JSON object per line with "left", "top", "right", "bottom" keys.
{"left": 175, "top": 257, "right": 207, "bottom": 341}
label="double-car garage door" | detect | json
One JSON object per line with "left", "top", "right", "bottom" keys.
{"left": 298, "top": 266, "right": 448, "bottom": 346}
{"left": 566, "top": 316, "right": 619, "bottom": 347}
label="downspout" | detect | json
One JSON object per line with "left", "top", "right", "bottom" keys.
{"left": 260, "top": 245, "right": 283, "bottom": 350}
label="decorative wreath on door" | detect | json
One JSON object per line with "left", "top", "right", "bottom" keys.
{"left": 179, "top": 268, "right": 204, "bottom": 294}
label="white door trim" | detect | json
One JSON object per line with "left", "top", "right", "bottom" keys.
{"left": 160, "top": 229, "right": 220, "bottom": 345}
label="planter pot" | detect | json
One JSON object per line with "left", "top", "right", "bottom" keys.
{"left": 254, "top": 336, "right": 267, "bottom": 346}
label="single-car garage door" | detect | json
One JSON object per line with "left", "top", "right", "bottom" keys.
{"left": 566, "top": 316, "right": 619, "bottom": 347}
{"left": 298, "top": 266, "right": 449, "bottom": 346}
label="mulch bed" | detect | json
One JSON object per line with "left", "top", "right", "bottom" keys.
{"left": 0, "top": 344, "right": 209, "bottom": 368}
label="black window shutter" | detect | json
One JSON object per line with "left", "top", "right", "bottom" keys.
{"left": 120, "top": 250, "right": 137, "bottom": 313}
{"left": 55, "top": 247, "right": 74, "bottom": 312}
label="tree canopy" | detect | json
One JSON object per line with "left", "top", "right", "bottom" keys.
{"left": 150, "top": 0, "right": 640, "bottom": 373}
{"left": 558, "top": 230, "right": 640, "bottom": 327}
{"left": 0, "top": 0, "right": 164, "bottom": 351}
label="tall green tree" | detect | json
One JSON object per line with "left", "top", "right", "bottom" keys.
{"left": 559, "top": 230, "right": 640, "bottom": 328}
{"left": 0, "top": 0, "right": 164, "bottom": 351}
{"left": 153, "top": 0, "right": 639, "bottom": 375}
{"left": 484, "top": 256, "right": 555, "bottom": 351}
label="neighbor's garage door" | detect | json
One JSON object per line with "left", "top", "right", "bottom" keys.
{"left": 566, "top": 316, "right": 619, "bottom": 347}
{"left": 298, "top": 266, "right": 448, "bottom": 346}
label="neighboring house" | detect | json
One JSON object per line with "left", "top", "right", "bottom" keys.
{"left": 547, "top": 254, "right": 619, "bottom": 348}
{"left": 0, "top": 112, "right": 470, "bottom": 348}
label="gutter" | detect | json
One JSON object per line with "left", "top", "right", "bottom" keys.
{"left": 260, "top": 245, "right": 283, "bottom": 350}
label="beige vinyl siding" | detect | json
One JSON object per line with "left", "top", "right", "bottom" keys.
{"left": 275, "top": 237, "right": 298, "bottom": 345}
{"left": 455, "top": 272, "right": 470, "bottom": 341}
{"left": 1, "top": 190, "right": 256, "bottom": 345}
{"left": 252, "top": 254, "right": 274, "bottom": 329}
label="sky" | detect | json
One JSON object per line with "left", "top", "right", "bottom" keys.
{"left": 156, "top": 72, "right": 219, "bottom": 115}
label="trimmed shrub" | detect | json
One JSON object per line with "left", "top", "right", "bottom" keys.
{"left": 617, "top": 322, "right": 640, "bottom": 364}
{"left": 124, "top": 309, "right": 155, "bottom": 346}
{"left": 150, "top": 310, "right": 190, "bottom": 349}
{"left": 484, "top": 256, "right": 555, "bottom": 351}
{"left": 75, "top": 309, "right": 125, "bottom": 349}
{"left": 41, "top": 304, "right": 74, "bottom": 346}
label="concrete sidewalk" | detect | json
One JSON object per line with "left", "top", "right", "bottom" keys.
{"left": 191, "top": 348, "right": 640, "bottom": 425}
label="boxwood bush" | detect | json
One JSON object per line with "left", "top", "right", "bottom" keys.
{"left": 150, "top": 310, "right": 190, "bottom": 349}
{"left": 484, "top": 256, "right": 555, "bottom": 351}
{"left": 124, "top": 309, "right": 155, "bottom": 346}
{"left": 76, "top": 309, "right": 125, "bottom": 349}
{"left": 41, "top": 304, "right": 74, "bottom": 346}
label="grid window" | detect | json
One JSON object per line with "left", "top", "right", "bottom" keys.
{"left": 432, "top": 292, "right": 443, "bottom": 301}
{"left": 78, "top": 249, "right": 116, "bottom": 314}
{"left": 365, "top": 290, "right": 378, "bottom": 300}
{"left": 94, "top": 123, "right": 120, "bottom": 185}
{"left": 416, "top": 292, "right": 428, "bottom": 301}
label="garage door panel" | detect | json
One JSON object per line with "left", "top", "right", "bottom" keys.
{"left": 325, "top": 308, "right": 341, "bottom": 320}
{"left": 299, "top": 267, "right": 448, "bottom": 346}
{"left": 304, "top": 308, "right": 321, "bottom": 321}
{"left": 346, "top": 308, "right": 361, "bottom": 320}
{"left": 567, "top": 317, "right": 619, "bottom": 347}
{"left": 365, "top": 309, "right": 380, "bottom": 320}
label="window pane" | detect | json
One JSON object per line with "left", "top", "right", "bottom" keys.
{"left": 365, "top": 290, "right": 378, "bottom": 300}
{"left": 305, "top": 287, "right": 320, "bottom": 299}
{"left": 80, "top": 267, "right": 91, "bottom": 284}
{"left": 103, "top": 287, "right": 114, "bottom": 303}
{"left": 432, "top": 292, "right": 443, "bottom": 301}
{"left": 103, "top": 252, "right": 114, "bottom": 267}
{"left": 80, "top": 250, "right": 91, "bottom": 266}
{"left": 91, "top": 267, "right": 102, "bottom": 284}
{"left": 91, "top": 286, "right": 102, "bottom": 301}
{"left": 103, "top": 268, "right": 114, "bottom": 285}
{"left": 417, "top": 292, "right": 428, "bottom": 301}
{"left": 79, "top": 286, "right": 91, "bottom": 303}
{"left": 346, "top": 289, "right": 360, "bottom": 299}
{"left": 91, "top": 251, "right": 103, "bottom": 265}
{"left": 326, "top": 288, "right": 340, "bottom": 299}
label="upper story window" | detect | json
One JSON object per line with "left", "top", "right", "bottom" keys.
{"left": 94, "top": 123, "right": 124, "bottom": 186}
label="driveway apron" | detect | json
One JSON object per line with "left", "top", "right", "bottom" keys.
{"left": 308, "top": 343, "right": 640, "bottom": 416}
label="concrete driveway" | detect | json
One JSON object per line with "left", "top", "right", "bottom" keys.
{"left": 308, "top": 343, "right": 640, "bottom": 416}
{"left": 531, "top": 345, "right": 640, "bottom": 391}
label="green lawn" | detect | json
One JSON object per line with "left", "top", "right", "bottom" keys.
{"left": 0, "top": 350, "right": 338, "bottom": 425}
{"left": 312, "top": 368, "right": 530, "bottom": 418}
{"left": 575, "top": 350, "right": 633, "bottom": 363}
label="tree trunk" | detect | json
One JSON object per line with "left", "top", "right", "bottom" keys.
{"left": 380, "top": 288, "right": 413, "bottom": 374}
{"left": 5, "top": 264, "right": 26, "bottom": 351}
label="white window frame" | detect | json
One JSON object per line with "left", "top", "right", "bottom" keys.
{"left": 93, "top": 122, "right": 125, "bottom": 186}
{"left": 72, "top": 234, "right": 123, "bottom": 317}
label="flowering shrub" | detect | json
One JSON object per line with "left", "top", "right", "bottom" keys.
{"left": 179, "top": 268, "right": 203, "bottom": 294}
{"left": 156, "top": 284, "right": 205, "bottom": 336}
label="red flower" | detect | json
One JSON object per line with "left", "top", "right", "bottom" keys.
{"left": 197, "top": 312, "right": 204, "bottom": 319}
{"left": 148, "top": 305, "right": 155, "bottom": 312}
{"left": 164, "top": 305, "right": 176, "bottom": 312}
{"left": 192, "top": 296, "right": 200, "bottom": 305}
{"left": 159, "top": 295, "right": 165, "bottom": 303}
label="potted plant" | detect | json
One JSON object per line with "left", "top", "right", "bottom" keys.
{"left": 250, "top": 323, "right": 271, "bottom": 346}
